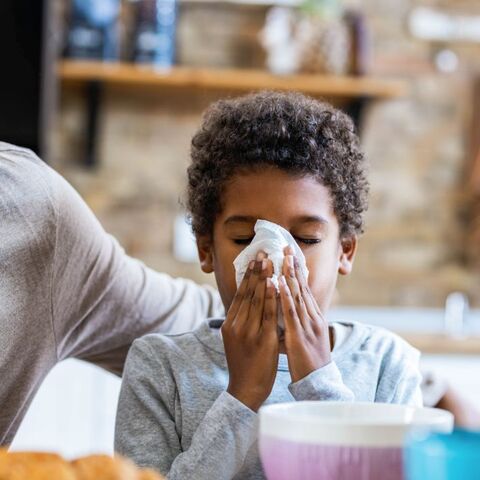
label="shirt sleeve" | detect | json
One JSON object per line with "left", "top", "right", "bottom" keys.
{"left": 115, "top": 339, "right": 257, "bottom": 480}
{"left": 288, "top": 361, "right": 355, "bottom": 401}
{"left": 374, "top": 331, "right": 423, "bottom": 407}
{"left": 47, "top": 161, "right": 224, "bottom": 374}
{"left": 389, "top": 369, "right": 423, "bottom": 406}
{"left": 0, "top": 144, "right": 59, "bottom": 445}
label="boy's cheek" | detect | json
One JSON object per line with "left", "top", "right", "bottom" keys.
{"left": 212, "top": 255, "right": 239, "bottom": 311}
{"left": 305, "top": 248, "right": 337, "bottom": 280}
{"left": 310, "top": 279, "right": 338, "bottom": 313}
{"left": 305, "top": 256, "right": 340, "bottom": 308}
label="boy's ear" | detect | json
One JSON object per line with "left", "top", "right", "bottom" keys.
{"left": 196, "top": 235, "right": 214, "bottom": 273}
{"left": 338, "top": 236, "right": 357, "bottom": 276}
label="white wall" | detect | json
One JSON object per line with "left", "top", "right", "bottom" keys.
{"left": 10, "top": 359, "right": 121, "bottom": 459}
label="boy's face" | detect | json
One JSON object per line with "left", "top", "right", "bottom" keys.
{"left": 197, "top": 166, "right": 357, "bottom": 315}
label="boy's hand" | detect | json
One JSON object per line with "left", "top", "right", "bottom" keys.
{"left": 279, "top": 247, "right": 331, "bottom": 383}
{"left": 222, "top": 252, "right": 279, "bottom": 412}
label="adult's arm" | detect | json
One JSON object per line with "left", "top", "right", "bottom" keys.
{"left": 0, "top": 143, "right": 223, "bottom": 444}
{"left": 50, "top": 161, "right": 224, "bottom": 372}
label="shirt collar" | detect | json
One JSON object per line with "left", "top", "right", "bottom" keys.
{"left": 192, "top": 318, "right": 365, "bottom": 365}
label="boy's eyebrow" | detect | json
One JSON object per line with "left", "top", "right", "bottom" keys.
{"left": 224, "top": 216, "right": 257, "bottom": 225}
{"left": 294, "top": 215, "right": 329, "bottom": 225}
{"left": 223, "top": 215, "right": 329, "bottom": 225}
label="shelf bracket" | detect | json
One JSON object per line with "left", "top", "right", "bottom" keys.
{"left": 84, "top": 80, "right": 103, "bottom": 167}
{"left": 343, "top": 96, "right": 369, "bottom": 134}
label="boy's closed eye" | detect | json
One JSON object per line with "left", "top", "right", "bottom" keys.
{"left": 295, "top": 237, "right": 322, "bottom": 246}
{"left": 232, "top": 236, "right": 322, "bottom": 246}
{"left": 232, "top": 237, "right": 253, "bottom": 245}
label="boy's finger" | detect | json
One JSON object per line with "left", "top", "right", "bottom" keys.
{"left": 264, "top": 257, "right": 274, "bottom": 278}
{"left": 295, "top": 257, "right": 322, "bottom": 317}
{"left": 246, "top": 270, "right": 268, "bottom": 333}
{"left": 301, "top": 285, "right": 326, "bottom": 329}
{"left": 237, "top": 254, "right": 272, "bottom": 332}
{"left": 292, "top": 256, "right": 320, "bottom": 324}
{"left": 283, "top": 255, "right": 311, "bottom": 332}
{"left": 279, "top": 275, "right": 301, "bottom": 334}
{"left": 225, "top": 260, "right": 255, "bottom": 323}
{"left": 261, "top": 277, "right": 278, "bottom": 334}
{"left": 234, "top": 253, "right": 266, "bottom": 327}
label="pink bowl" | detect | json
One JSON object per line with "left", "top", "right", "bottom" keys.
{"left": 259, "top": 402, "right": 453, "bottom": 480}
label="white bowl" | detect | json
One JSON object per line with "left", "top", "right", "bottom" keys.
{"left": 259, "top": 402, "right": 453, "bottom": 480}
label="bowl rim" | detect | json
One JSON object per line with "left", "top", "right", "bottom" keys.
{"left": 259, "top": 401, "right": 454, "bottom": 427}
{"left": 259, "top": 402, "right": 454, "bottom": 447}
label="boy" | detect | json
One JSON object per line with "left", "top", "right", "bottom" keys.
{"left": 115, "top": 92, "right": 422, "bottom": 479}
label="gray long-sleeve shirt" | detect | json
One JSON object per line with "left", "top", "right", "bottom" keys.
{"left": 115, "top": 319, "right": 422, "bottom": 480}
{"left": 0, "top": 143, "right": 224, "bottom": 445}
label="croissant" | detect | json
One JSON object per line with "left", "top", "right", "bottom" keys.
{"left": 0, "top": 450, "right": 164, "bottom": 480}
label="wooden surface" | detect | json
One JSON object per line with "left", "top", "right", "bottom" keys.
{"left": 467, "top": 77, "right": 480, "bottom": 267}
{"left": 468, "top": 77, "right": 480, "bottom": 194}
{"left": 58, "top": 60, "right": 409, "bottom": 99}
{"left": 399, "top": 332, "right": 480, "bottom": 355}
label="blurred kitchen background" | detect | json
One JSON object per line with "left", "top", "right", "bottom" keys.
{"left": 2, "top": 0, "right": 480, "bottom": 459}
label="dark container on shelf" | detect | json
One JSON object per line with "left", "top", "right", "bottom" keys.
{"left": 131, "top": 0, "right": 178, "bottom": 67}
{"left": 66, "top": 0, "right": 121, "bottom": 60}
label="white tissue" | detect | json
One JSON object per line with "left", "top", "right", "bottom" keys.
{"left": 233, "top": 220, "right": 309, "bottom": 329}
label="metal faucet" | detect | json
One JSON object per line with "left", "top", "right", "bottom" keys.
{"left": 444, "top": 292, "right": 470, "bottom": 337}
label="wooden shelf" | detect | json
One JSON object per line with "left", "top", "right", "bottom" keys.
{"left": 58, "top": 60, "right": 409, "bottom": 99}
{"left": 59, "top": 60, "right": 409, "bottom": 166}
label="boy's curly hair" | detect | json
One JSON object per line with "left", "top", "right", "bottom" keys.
{"left": 187, "top": 91, "right": 369, "bottom": 238}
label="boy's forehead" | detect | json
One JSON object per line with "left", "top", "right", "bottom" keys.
{"left": 219, "top": 169, "right": 336, "bottom": 228}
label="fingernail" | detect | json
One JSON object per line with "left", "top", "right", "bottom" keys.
{"left": 261, "top": 259, "right": 267, "bottom": 270}
{"left": 287, "top": 255, "right": 294, "bottom": 268}
{"left": 256, "top": 251, "right": 265, "bottom": 261}
{"left": 265, "top": 278, "right": 274, "bottom": 298}
{"left": 249, "top": 260, "right": 255, "bottom": 270}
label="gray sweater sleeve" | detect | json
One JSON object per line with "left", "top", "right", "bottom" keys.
{"left": 0, "top": 143, "right": 224, "bottom": 445}
{"left": 288, "top": 362, "right": 355, "bottom": 401}
{"left": 46, "top": 150, "right": 224, "bottom": 373}
{"left": 115, "top": 338, "right": 258, "bottom": 480}
{"left": 372, "top": 328, "right": 423, "bottom": 406}
{"left": 375, "top": 346, "right": 423, "bottom": 406}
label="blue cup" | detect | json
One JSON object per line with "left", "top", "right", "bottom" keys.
{"left": 405, "top": 429, "right": 480, "bottom": 480}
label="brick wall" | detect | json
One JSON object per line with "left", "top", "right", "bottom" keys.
{"left": 52, "top": 0, "right": 480, "bottom": 307}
